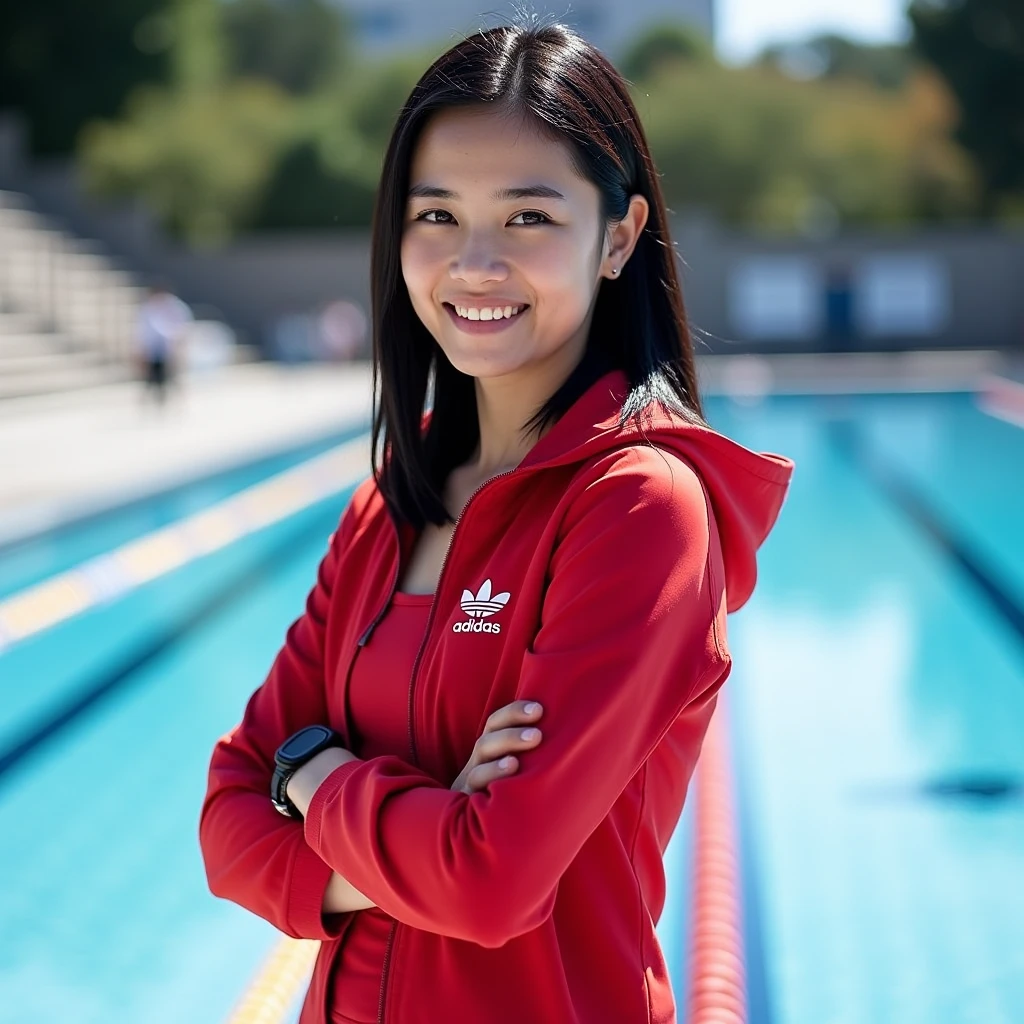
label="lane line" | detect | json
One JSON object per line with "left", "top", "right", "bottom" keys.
{"left": 0, "top": 435, "right": 371, "bottom": 655}
{"left": 225, "top": 937, "right": 320, "bottom": 1024}
{"left": 831, "top": 421, "right": 1024, "bottom": 653}
{"left": 0, "top": 504, "right": 351, "bottom": 782}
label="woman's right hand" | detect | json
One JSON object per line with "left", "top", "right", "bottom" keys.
{"left": 450, "top": 700, "right": 544, "bottom": 794}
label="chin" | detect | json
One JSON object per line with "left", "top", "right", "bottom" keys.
{"left": 435, "top": 341, "right": 529, "bottom": 381}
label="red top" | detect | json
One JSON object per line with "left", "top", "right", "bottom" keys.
{"left": 330, "top": 591, "right": 432, "bottom": 1024}
{"left": 200, "top": 369, "right": 795, "bottom": 1023}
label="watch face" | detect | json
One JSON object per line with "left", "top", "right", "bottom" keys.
{"left": 280, "top": 725, "right": 333, "bottom": 763}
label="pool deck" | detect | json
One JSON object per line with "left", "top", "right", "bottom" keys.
{"left": 0, "top": 361, "right": 374, "bottom": 547}
{"left": 0, "top": 348, "right": 1018, "bottom": 550}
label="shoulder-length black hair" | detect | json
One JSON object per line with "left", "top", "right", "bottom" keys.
{"left": 370, "top": 18, "right": 706, "bottom": 530}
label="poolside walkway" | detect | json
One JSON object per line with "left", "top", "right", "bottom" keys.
{"left": 1, "top": 348, "right": 1017, "bottom": 550}
{"left": 0, "top": 361, "right": 374, "bottom": 547}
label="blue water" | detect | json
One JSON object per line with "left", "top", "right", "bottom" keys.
{"left": 1, "top": 392, "right": 1022, "bottom": 1023}
{"left": 711, "top": 393, "right": 1024, "bottom": 1024}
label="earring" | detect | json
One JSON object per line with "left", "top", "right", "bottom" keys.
{"left": 611, "top": 267, "right": 619, "bottom": 276}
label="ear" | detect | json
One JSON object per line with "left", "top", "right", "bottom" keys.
{"left": 600, "top": 195, "right": 649, "bottom": 280}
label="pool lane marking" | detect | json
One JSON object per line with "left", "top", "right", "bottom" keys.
{"left": 976, "top": 375, "right": 1024, "bottom": 429}
{"left": 831, "top": 421, "right": 1024, "bottom": 653}
{"left": 686, "top": 694, "right": 750, "bottom": 1024}
{"left": 225, "top": 937, "right": 320, "bottom": 1024}
{"left": 0, "top": 508, "right": 351, "bottom": 782}
{"left": 0, "top": 434, "right": 371, "bottom": 655}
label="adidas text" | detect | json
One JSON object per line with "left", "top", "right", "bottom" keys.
{"left": 452, "top": 620, "right": 502, "bottom": 634}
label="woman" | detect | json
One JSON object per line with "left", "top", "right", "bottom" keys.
{"left": 199, "top": 20, "right": 794, "bottom": 1024}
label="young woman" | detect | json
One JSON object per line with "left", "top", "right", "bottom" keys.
{"left": 200, "top": 20, "right": 794, "bottom": 1024}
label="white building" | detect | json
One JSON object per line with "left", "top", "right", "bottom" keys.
{"left": 341, "top": 0, "right": 715, "bottom": 59}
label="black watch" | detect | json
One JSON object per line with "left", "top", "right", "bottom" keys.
{"left": 271, "top": 725, "right": 343, "bottom": 819}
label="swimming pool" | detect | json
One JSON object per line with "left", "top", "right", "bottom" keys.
{"left": 0, "top": 389, "right": 1020, "bottom": 1023}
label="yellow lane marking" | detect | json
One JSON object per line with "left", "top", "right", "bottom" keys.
{"left": 225, "top": 937, "right": 320, "bottom": 1024}
{"left": 0, "top": 434, "right": 370, "bottom": 653}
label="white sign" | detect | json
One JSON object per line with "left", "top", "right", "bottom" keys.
{"left": 855, "top": 254, "right": 949, "bottom": 337}
{"left": 729, "top": 257, "right": 823, "bottom": 341}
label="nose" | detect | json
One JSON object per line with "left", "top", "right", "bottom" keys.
{"left": 449, "top": 233, "right": 509, "bottom": 287}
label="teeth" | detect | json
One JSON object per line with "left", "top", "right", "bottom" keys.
{"left": 454, "top": 305, "right": 522, "bottom": 321}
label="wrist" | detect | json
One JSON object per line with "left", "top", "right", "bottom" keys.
{"left": 271, "top": 725, "right": 348, "bottom": 819}
{"left": 287, "top": 747, "right": 360, "bottom": 818}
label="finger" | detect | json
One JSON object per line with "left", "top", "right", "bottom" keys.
{"left": 483, "top": 700, "right": 544, "bottom": 734}
{"left": 463, "top": 756, "right": 518, "bottom": 793}
{"left": 474, "top": 725, "right": 542, "bottom": 763}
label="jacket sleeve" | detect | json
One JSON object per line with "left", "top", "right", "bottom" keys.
{"left": 302, "top": 447, "right": 731, "bottom": 948}
{"left": 198, "top": 487, "right": 366, "bottom": 941}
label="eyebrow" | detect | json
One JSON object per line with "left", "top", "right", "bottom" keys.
{"left": 407, "top": 184, "right": 567, "bottom": 202}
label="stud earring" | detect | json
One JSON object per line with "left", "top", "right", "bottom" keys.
{"left": 611, "top": 267, "right": 619, "bottom": 276}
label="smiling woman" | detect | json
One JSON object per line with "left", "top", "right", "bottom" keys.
{"left": 401, "top": 103, "right": 648, "bottom": 378}
{"left": 199, "top": 16, "right": 793, "bottom": 1024}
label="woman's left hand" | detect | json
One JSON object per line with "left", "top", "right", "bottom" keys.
{"left": 286, "top": 746, "right": 361, "bottom": 818}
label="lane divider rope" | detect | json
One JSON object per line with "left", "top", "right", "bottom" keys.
{"left": 686, "top": 694, "right": 747, "bottom": 1024}
{"left": 976, "top": 374, "right": 1024, "bottom": 429}
{"left": 0, "top": 434, "right": 371, "bottom": 655}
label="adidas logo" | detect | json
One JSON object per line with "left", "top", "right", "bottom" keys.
{"left": 452, "top": 579, "right": 510, "bottom": 634}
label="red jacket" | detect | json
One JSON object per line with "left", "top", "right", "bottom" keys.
{"left": 199, "top": 369, "right": 793, "bottom": 1023}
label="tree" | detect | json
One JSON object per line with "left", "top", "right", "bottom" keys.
{"left": 633, "top": 62, "right": 976, "bottom": 230}
{"left": 619, "top": 22, "right": 713, "bottom": 82}
{"left": 81, "top": 79, "right": 296, "bottom": 245}
{"left": 0, "top": 0, "right": 171, "bottom": 154}
{"left": 221, "top": 0, "right": 350, "bottom": 94}
{"left": 909, "top": 0, "right": 1024, "bottom": 215}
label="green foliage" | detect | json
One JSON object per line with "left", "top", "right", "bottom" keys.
{"left": 222, "top": 0, "right": 350, "bottom": 95}
{"left": 72, "top": 3, "right": 986, "bottom": 240}
{"left": 635, "top": 62, "right": 977, "bottom": 231}
{"left": 909, "top": 0, "right": 1024, "bottom": 216}
{"left": 619, "top": 21, "right": 713, "bottom": 82}
{"left": 250, "top": 139, "right": 376, "bottom": 229}
{"left": 248, "top": 47, "right": 438, "bottom": 230}
{"left": 0, "top": 0, "right": 171, "bottom": 154}
{"left": 81, "top": 79, "right": 296, "bottom": 245}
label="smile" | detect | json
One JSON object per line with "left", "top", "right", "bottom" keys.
{"left": 443, "top": 303, "right": 529, "bottom": 334}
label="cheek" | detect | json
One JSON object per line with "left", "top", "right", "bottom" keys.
{"left": 527, "top": 235, "right": 597, "bottom": 308}
{"left": 401, "top": 234, "right": 444, "bottom": 306}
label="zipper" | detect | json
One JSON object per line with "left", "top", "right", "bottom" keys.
{"left": 374, "top": 466, "right": 518, "bottom": 1024}
{"left": 358, "top": 526, "right": 402, "bottom": 647}
{"left": 376, "top": 920, "right": 397, "bottom": 1024}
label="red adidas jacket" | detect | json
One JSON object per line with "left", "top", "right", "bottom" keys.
{"left": 199, "top": 369, "right": 794, "bottom": 1023}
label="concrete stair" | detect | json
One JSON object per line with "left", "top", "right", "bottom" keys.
{"left": 0, "top": 191, "right": 141, "bottom": 399}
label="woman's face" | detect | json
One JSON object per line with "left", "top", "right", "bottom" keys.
{"left": 401, "top": 105, "right": 614, "bottom": 384}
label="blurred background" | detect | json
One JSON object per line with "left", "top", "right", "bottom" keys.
{"left": 0, "top": 1, "right": 1022, "bottom": 1022}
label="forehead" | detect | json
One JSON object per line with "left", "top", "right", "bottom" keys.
{"left": 408, "top": 106, "right": 586, "bottom": 194}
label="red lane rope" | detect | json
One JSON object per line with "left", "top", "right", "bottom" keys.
{"left": 685, "top": 695, "right": 747, "bottom": 1024}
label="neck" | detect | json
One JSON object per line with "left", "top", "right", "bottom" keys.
{"left": 470, "top": 356, "right": 578, "bottom": 475}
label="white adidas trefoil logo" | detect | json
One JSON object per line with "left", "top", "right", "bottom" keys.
{"left": 452, "top": 579, "right": 511, "bottom": 634}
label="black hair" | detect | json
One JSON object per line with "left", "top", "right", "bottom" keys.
{"left": 370, "top": 19, "right": 706, "bottom": 529}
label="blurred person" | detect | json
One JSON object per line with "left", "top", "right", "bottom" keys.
{"left": 317, "top": 299, "right": 368, "bottom": 360}
{"left": 136, "top": 281, "right": 192, "bottom": 405}
{"left": 199, "top": 20, "right": 794, "bottom": 1024}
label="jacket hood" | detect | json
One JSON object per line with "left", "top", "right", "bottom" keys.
{"left": 519, "top": 369, "right": 795, "bottom": 612}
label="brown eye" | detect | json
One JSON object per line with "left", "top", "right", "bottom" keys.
{"left": 510, "top": 211, "right": 550, "bottom": 226}
{"left": 416, "top": 209, "right": 456, "bottom": 224}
